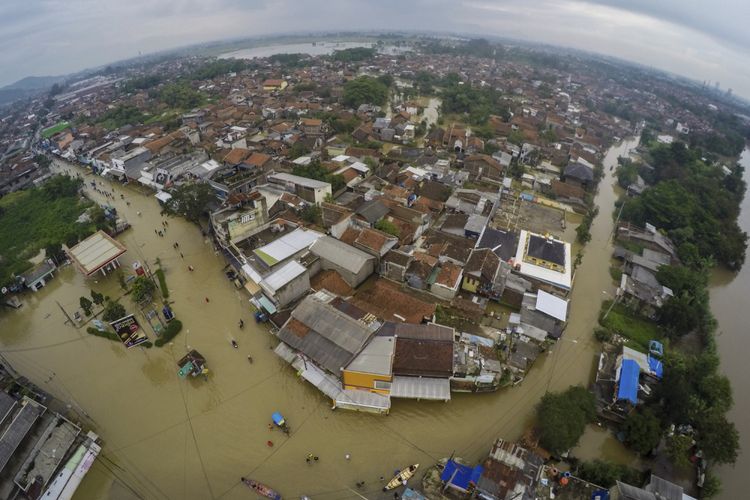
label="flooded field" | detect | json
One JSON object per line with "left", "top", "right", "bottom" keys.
{"left": 0, "top": 140, "right": 638, "bottom": 499}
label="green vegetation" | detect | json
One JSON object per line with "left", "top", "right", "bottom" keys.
{"left": 90, "top": 290, "right": 104, "bottom": 306}
{"left": 155, "top": 319, "right": 183, "bottom": 347}
{"left": 332, "top": 47, "right": 376, "bottom": 62}
{"left": 622, "top": 408, "right": 662, "bottom": 455}
{"left": 79, "top": 296, "right": 93, "bottom": 316}
{"left": 189, "top": 59, "right": 249, "bottom": 80}
{"left": 599, "top": 301, "right": 662, "bottom": 350}
{"left": 97, "top": 104, "right": 145, "bottom": 129}
{"left": 374, "top": 219, "right": 399, "bottom": 237}
{"left": 130, "top": 276, "right": 156, "bottom": 304}
{"left": 300, "top": 205, "right": 322, "bottom": 225}
{"left": 621, "top": 142, "right": 747, "bottom": 270}
{"left": 575, "top": 206, "right": 598, "bottom": 244}
{"left": 440, "top": 76, "right": 508, "bottom": 125}
{"left": 536, "top": 386, "right": 596, "bottom": 454}
{"left": 655, "top": 265, "right": 713, "bottom": 338}
{"left": 86, "top": 327, "right": 120, "bottom": 343}
{"left": 156, "top": 83, "right": 204, "bottom": 109}
{"left": 575, "top": 459, "right": 644, "bottom": 488}
{"left": 0, "top": 176, "right": 95, "bottom": 286}
{"left": 41, "top": 121, "right": 70, "bottom": 138}
{"left": 163, "top": 182, "right": 218, "bottom": 222}
{"left": 616, "top": 158, "right": 639, "bottom": 188}
{"left": 342, "top": 76, "right": 389, "bottom": 108}
{"left": 102, "top": 300, "right": 127, "bottom": 323}
{"left": 122, "top": 75, "right": 162, "bottom": 93}
{"left": 155, "top": 269, "right": 169, "bottom": 299}
{"left": 292, "top": 161, "right": 345, "bottom": 192}
{"left": 267, "top": 53, "right": 307, "bottom": 68}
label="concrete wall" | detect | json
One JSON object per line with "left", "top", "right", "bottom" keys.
{"left": 319, "top": 257, "right": 374, "bottom": 288}
{"left": 275, "top": 270, "right": 311, "bottom": 307}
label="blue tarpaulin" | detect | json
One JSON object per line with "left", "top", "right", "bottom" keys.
{"left": 647, "top": 354, "right": 663, "bottom": 379}
{"left": 440, "top": 459, "right": 483, "bottom": 491}
{"left": 617, "top": 359, "right": 640, "bottom": 405}
{"left": 592, "top": 490, "right": 610, "bottom": 500}
{"left": 258, "top": 295, "right": 277, "bottom": 315}
{"left": 402, "top": 488, "right": 427, "bottom": 500}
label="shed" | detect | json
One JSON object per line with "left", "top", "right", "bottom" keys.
{"left": 617, "top": 359, "right": 640, "bottom": 405}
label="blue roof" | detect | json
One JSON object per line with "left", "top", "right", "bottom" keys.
{"left": 440, "top": 459, "right": 483, "bottom": 491}
{"left": 592, "top": 490, "right": 610, "bottom": 500}
{"left": 402, "top": 488, "right": 427, "bottom": 500}
{"left": 647, "top": 354, "right": 663, "bottom": 379}
{"left": 617, "top": 359, "right": 640, "bottom": 405}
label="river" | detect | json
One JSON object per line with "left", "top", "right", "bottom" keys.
{"left": 0, "top": 140, "right": 637, "bottom": 500}
{"left": 219, "top": 42, "right": 408, "bottom": 61}
{"left": 710, "top": 146, "right": 750, "bottom": 499}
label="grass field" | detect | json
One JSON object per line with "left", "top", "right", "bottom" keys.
{"left": 600, "top": 301, "right": 664, "bottom": 351}
{"left": 41, "top": 121, "right": 70, "bottom": 139}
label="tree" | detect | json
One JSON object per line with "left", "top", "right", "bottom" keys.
{"left": 130, "top": 276, "right": 156, "bottom": 304}
{"left": 90, "top": 290, "right": 105, "bottom": 306}
{"left": 536, "top": 386, "right": 596, "bottom": 454}
{"left": 102, "top": 300, "right": 126, "bottom": 322}
{"left": 665, "top": 434, "right": 694, "bottom": 468}
{"left": 79, "top": 297, "right": 93, "bottom": 316}
{"left": 576, "top": 460, "right": 643, "bottom": 488}
{"left": 44, "top": 242, "right": 65, "bottom": 264}
{"left": 300, "top": 205, "right": 321, "bottom": 225}
{"left": 374, "top": 219, "right": 399, "bottom": 237}
{"left": 697, "top": 414, "right": 739, "bottom": 465}
{"left": 623, "top": 408, "right": 662, "bottom": 455}
{"left": 164, "top": 183, "right": 217, "bottom": 222}
{"left": 342, "top": 76, "right": 389, "bottom": 108}
{"left": 700, "top": 471, "right": 722, "bottom": 499}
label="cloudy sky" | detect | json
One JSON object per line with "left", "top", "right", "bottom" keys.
{"left": 2, "top": 0, "right": 749, "bottom": 96}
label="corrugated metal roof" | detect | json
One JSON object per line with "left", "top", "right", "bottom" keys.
{"left": 67, "top": 230, "right": 127, "bottom": 275}
{"left": 390, "top": 376, "right": 451, "bottom": 400}
{"left": 253, "top": 228, "right": 322, "bottom": 266}
{"left": 262, "top": 261, "right": 307, "bottom": 293}
{"left": 535, "top": 290, "right": 568, "bottom": 321}
{"left": 335, "top": 389, "right": 390, "bottom": 410}
{"left": 310, "top": 236, "right": 374, "bottom": 274}
{"left": 269, "top": 172, "right": 331, "bottom": 189}
{"left": 345, "top": 336, "right": 394, "bottom": 376}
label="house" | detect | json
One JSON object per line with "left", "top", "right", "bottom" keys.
{"left": 309, "top": 236, "right": 376, "bottom": 288}
{"left": 259, "top": 260, "right": 310, "bottom": 307}
{"left": 462, "top": 249, "right": 508, "bottom": 300}
{"left": 110, "top": 147, "right": 152, "bottom": 179}
{"left": 512, "top": 230, "right": 572, "bottom": 294}
{"left": 267, "top": 172, "right": 332, "bottom": 205}
{"left": 474, "top": 439, "right": 544, "bottom": 500}
{"left": 405, "top": 254, "right": 438, "bottom": 291}
{"left": 611, "top": 474, "right": 695, "bottom": 500}
{"left": 476, "top": 228, "right": 519, "bottom": 262}
{"left": 464, "top": 154, "right": 503, "bottom": 182}
{"left": 616, "top": 224, "right": 679, "bottom": 262}
{"left": 350, "top": 279, "right": 435, "bottom": 324}
{"left": 210, "top": 192, "right": 268, "bottom": 247}
{"left": 263, "top": 79, "right": 288, "bottom": 91}
{"left": 354, "top": 199, "right": 390, "bottom": 227}
{"left": 351, "top": 227, "right": 398, "bottom": 260}
{"left": 320, "top": 203, "right": 353, "bottom": 238}
{"left": 562, "top": 161, "right": 594, "bottom": 189}
{"left": 431, "top": 262, "right": 463, "bottom": 300}
{"left": 20, "top": 260, "right": 56, "bottom": 292}
{"left": 379, "top": 250, "right": 414, "bottom": 282}
{"left": 299, "top": 118, "right": 323, "bottom": 136}
{"left": 342, "top": 336, "right": 395, "bottom": 396}
{"left": 519, "top": 290, "right": 568, "bottom": 339}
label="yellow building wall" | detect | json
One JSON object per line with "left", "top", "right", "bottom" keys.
{"left": 342, "top": 370, "right": 392, "bottom": 396}
{"left": 462, "top": 276, "right": 479, "bottom": 293}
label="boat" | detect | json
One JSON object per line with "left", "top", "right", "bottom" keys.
{"left": 383, "top": 464, "right": 419, "bottom": 491}
{"left": 272, "top": 412, "right": 290, "bottom": 434}
{"left": 241, "top": 477, "right": 281, "bottom": 500}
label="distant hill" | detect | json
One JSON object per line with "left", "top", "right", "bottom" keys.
{"left": 2, "top": 75, "right": 65, "bottom": 91}
{"left": 0, "top": 75, "right": 66, "bottom": 107}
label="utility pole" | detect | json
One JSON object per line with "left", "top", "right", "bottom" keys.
{"left": 56, "top": 300, "right": 79, "bottom": 329}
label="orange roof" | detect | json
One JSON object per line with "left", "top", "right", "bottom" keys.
{"left": 222, "top": 148, "right": 251, "bottom": 165}
{"left": 301, "top": 118, "right": 322, "bottom": 126}
{"left": 340, "top": 228, "right": 360, "bottom": 245}
{"left": 245, "top": 152, "right": 271, "bottom": 168}
{"left": 339, "top": 167, "right": 359, "bottom": 183}
{"left": 311, "top": 270, "right": 354, "bottom": 297}
{"left": 350, "top": 279, "right": 435, "bottom": 324}
{"left": 355, "top": 228, "right": 391, "bottom": 253}
{"left": 263, "top": 79, "right": 285, "bottom": 87}
{"left": 435, "top": 262, "right": 462, "bottom": 288}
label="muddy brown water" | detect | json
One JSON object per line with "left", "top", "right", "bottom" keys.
{"left": 711, "top": 147, "right": 750, "bottom": 499}
{"left": 1, "top": 142, "right": 637, "bottom": 500}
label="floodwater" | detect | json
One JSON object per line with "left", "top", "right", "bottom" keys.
{"left": 0, "top": 141, "right": 637, "bottom": 500}
{"left": 711, "top": 147, "right": 750, "bottom": 499}
{"left": 219, "top": 42, "right": 408, "bottom": 61}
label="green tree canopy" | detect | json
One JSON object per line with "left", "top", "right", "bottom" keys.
{"left": 536, "top": 386, "right": 596, "bottom": 454}
{"left": 102, "top": 300, "right": 126, "bottom": 322}
{"left": 131, "top": 276, "right": 156, "bottom": 303}
{"left": 342, "top": 76, "right": 389, "bottom": 108}
{"left": 623, "top": 408, "right": 662, "bottom": 455}
{"left": 374, "top": 219, "right": 399, "bottom": 237}
{"left": 164, "top": 183, "right": 217, "bottom": 222}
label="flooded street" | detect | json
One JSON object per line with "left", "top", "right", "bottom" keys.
{"left": 710, "top": 147, "right": 750, "bottom": 499}
{"left": 0, "top": 141, "right": 637, "bottom": 500}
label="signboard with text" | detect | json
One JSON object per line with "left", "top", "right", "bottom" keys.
{"left": 109, "top": 314, "right": 148, "bottom": 349}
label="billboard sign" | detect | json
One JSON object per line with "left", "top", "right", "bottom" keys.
{"left": 109, "top": 314, "right": 148, "bottom": 348}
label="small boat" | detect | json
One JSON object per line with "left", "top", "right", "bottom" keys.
{"left": 241, "top": 477, "right": 281, "bottom": 500}
{"left": 383, "top": 464, "right": 419, "bottom": 491}
{"left": 272, "top": 412, "right": 290, "bottom": 434}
